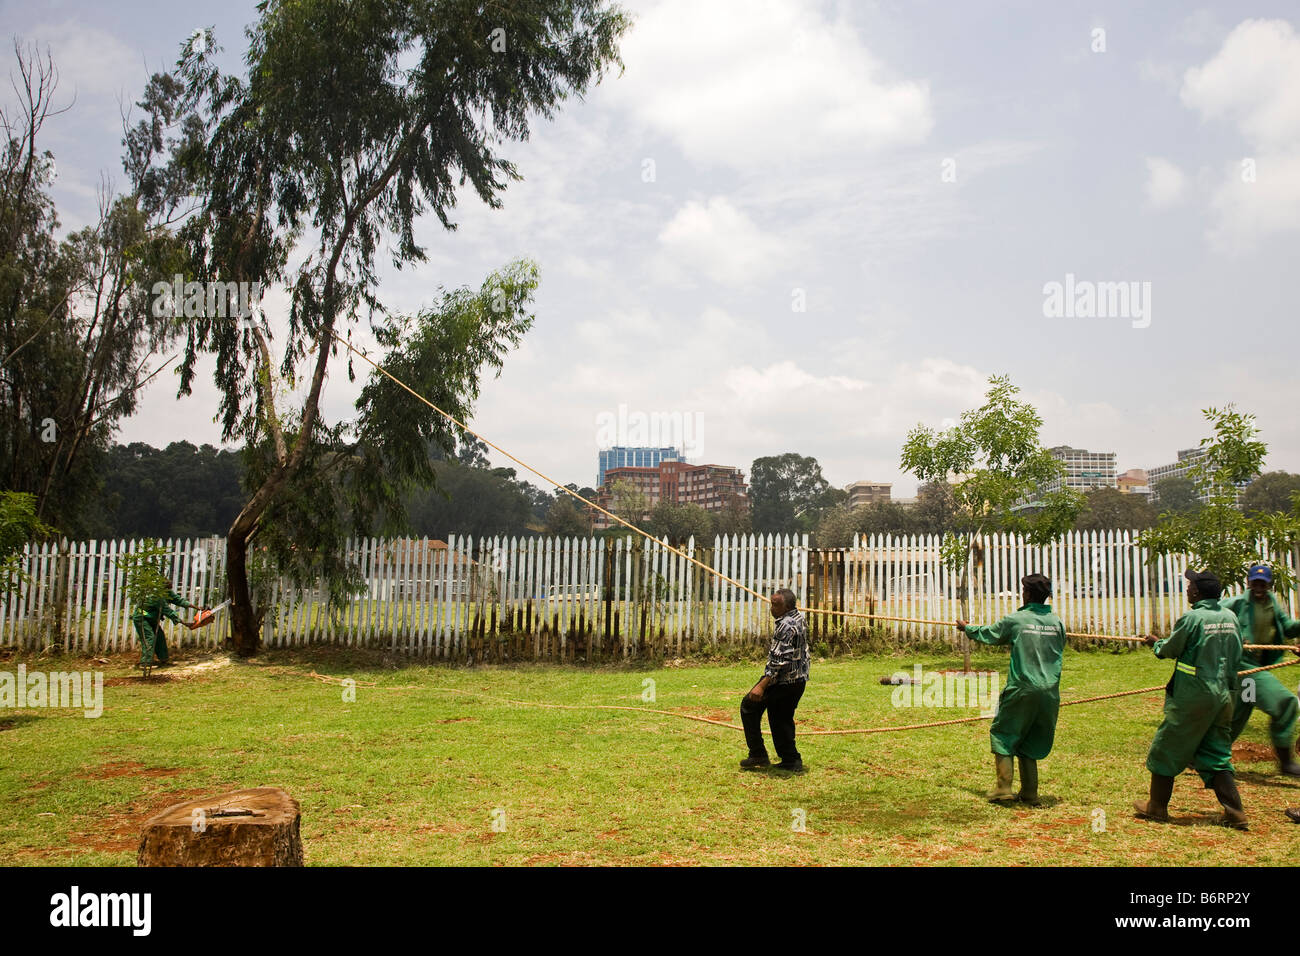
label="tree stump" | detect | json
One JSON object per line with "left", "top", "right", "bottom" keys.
{"left": 137, "top": 787, "right": 303, "bottom": 867}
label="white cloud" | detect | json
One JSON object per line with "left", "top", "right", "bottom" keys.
{"left": 611, "top": 0, "right": 932, "bottom": 172}
{"left": 1143, "top": 156, "right": 1187, "bottom": 206}
{"left": 657, "top": 196, "right": 787, "bottom": 285}
{"left": 23, "top": 21, "right": 141, "bottom": 131}
{"left": 1181, "top": 19, "right": 1300, "bottom": 149}
{"left": 1180, "top": 18, "right": 1300, "bottom": 251}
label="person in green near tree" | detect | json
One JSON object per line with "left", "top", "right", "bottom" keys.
{"left": 1134, "top": 569, "right": 1248, "bottom": 830}
{"left": 133, "top": 586, "right": 200, "bottom": 673}
{"left": 1220, "top": 563, "right": 1300, "bottom": 776}
{"left": 955, "top": 573, "right": 1065, "bottom": 806}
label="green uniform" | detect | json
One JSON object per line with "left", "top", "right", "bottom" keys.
{"left": 132, "top": 589, "right": 191, "bottom": 667}
{"left": 965, "top": 603, "right": 1066, "bottom": 760}
{"left": 1221, "top": 592, "right": 1300, "bottom": 748}
{"left": 1146, "top": 599, "right": 1242, "bottom": 785}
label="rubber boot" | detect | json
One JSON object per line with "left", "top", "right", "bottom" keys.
{"left": 1134, "top": 773, "right": 1174, "bottom": 822}
{"left": 988, "top": 755, "right": 1015, "bottom": 803}
{"left": 1211, "top": 771, "right": 1248, "bottom": 830}
{"left": 1016, "top": 757, "right": 1040, "bottom": 805}
{"left": 1275, "top": 745, "right": 1300, "bottom": 777}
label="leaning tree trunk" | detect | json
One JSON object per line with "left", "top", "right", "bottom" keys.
{"left": 226, "top": 531, "right": 260, "bottom": 658}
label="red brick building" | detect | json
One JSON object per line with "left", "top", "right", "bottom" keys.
{"left": 594, "top": 460, "right": 748, "bottom": 529}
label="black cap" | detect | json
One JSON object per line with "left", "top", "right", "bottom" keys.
{"left": 1021, "top": 573, "right": 1052, "bottom": 598}
{"left": 1184, "top": 568, "right": 1221, "bottom": 596}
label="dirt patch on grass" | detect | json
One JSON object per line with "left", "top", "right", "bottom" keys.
{"left": 103, "top": 675, "right": 183, "bottom": 687}
{"left": 77, "top": 761, "right": 186, "bottom": 780}
{"left": 0, "top": 719, "right": 13, "bottom": 731}
{"left": 1232, "top": 742, "right": 1274, "bottom": 762}
{"left": 678, "top": 708, "right": 731, "bottom": 723}
{"left": 67, "top": 786, "right": 228, "bottom": 854}
{"left": 437, "top": 717, "right": 478, "bottom": 724}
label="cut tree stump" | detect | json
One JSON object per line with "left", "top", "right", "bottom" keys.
{"left": 137, "top": 787, "right": 303, "bottom": 867}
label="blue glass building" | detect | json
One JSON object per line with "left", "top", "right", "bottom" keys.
{"left": 597, "top": 446, "right": 683, "bottom": 487}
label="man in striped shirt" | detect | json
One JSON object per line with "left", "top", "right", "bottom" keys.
{"left": 740, "top": 588, "right": 810, "bottom": 773}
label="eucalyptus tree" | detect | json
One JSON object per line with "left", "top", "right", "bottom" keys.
{"left": 174, "top": 1, "right": 629, "bottom": 654}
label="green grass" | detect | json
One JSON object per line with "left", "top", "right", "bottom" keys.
{"left": 2, "top": 645, "right": 1297, "bottom": 866}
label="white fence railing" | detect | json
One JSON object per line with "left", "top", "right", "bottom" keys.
{"left": 1, "top": 531, "right": 1293, "bottom": 659}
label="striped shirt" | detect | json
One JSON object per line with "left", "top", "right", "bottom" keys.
{"left": 764, "top": 609, "right": 810, "bottom": 684}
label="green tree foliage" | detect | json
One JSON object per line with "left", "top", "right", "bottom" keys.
{"left": 816, "top": 502, "right": 919, "bottom": 547}
{"left": 713, "top": 497, "right": 753, "bottom": 537}
{"left": 0, "top": 48, "right": 191, "bottom": 534}
{"left": 114, "top": 538, "right": 174, "bottom": 609}
{"left": 1140, "top": 406, "right": 1289, "bottom": 593}
{"left": 912, "top": 481, "right": 961, "bottom": 535}
{"left": 1075, "top": 487, "right": 1157, "bottom": 531}
{"left": 1151, "top": 475, "right": 1201, "bottom": 515}
{"left": 647, "top": 501, "right": 714, "bottom": 544}
{"left": 749, "top": 453, "right": 838, "bottom": 533}
{"left": 407, "top": 458, "right": 537, "bottom": 540}
{"left": 544, "top": 495, "right": 590, "bottom": 536}
{"left": 0, "top": 489, "right": 54, "bottom": 596}
{"left": 606, "top": 478, "right": 648, "bottom": 524}
{"left": 171, "top": 1, "right": 628, "bottom": 654}
{"left": 239, "top": 265, "right": 540, "bottom": 612}
{"left": 900, "top": 375, "right": 1083, "bottom": 668}
{"left": 83, "top": 442, "right": 245, "bottom": 538}
{"left": 1240, "top": 471, "right": 1300, "bottom": 517}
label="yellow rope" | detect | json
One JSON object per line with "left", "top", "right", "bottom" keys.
{"left": 297, "top": 658, "right": 1300, "bottom": 736}
{"left": 326, "top": 327, "right": 1300, "bottom": 651}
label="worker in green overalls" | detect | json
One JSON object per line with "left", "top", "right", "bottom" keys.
{"left": 956, "top": 573, "right": 1065, "bottom": 806}
{"left": 133, "top": 587, "right": 198, "bottom": 674}
{"left": 1221, "top": 563, "right": 1300, "bottom": 776}
{"left": 1135, "top": 569, "right": 1247, "bottom": 829}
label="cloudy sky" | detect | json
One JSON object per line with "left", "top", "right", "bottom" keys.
{"left": 8, "top": 0, "right": 1300, "bottom": 494}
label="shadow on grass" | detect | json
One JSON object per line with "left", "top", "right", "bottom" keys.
{"left": 0, "top": 713, "right": 45, "bottom": 731}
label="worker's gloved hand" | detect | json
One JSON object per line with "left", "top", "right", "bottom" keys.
{"left": 1141, "top": 634, "right": 1158, "bottom": 647}
{"left": 954, "top": 620, "right": 967, "bottom": 632}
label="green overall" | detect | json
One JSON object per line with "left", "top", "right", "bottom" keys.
{"left": 132, "top": 590, "right": 190, "bottom": 667}
{"left": 1221, "top": 592, "right": 1300, "bottom": 747}
{"left": 1146, "top": 599, "right": 1242, "bottom": 785}
{"left": 965, "top": 603, "right": 1066, "bottom": 760}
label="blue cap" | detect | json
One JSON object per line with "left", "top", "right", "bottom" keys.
{"left": 1248, "top": 564, "right": 1272, "bottom": 583}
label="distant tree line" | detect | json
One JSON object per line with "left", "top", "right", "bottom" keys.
{"left": 45, "top": 436, "right": 1300, "bottom": 547}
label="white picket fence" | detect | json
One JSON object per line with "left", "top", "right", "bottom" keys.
{"left": 835, "top": 530, "right": 1296, "bottom": 639}
{"left": 1, "top": 531, "right": 1293, "bottom": 658}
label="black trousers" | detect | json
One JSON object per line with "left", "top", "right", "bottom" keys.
{"left": 741, "top": 680, "right": 805, "bottom": 762}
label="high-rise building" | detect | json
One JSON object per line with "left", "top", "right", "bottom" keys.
{"left": 597, "top": 446, "right": 683, "bottom": 487}
{"left": 845, "top": 481, "right": 892, "bottom": 508}
{"left": 1042, "top": 445, "right": 1117, "bottom": 494}
{"left": 1147, "top": 448, "right": 1208, "bottom": 502}
{"left": 595, "top": 460, "right": 747, "bottom": 529}
{"left": 1016, "top": 445, "right": 1116, "bottom": 510}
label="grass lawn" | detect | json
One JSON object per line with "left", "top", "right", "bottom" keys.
{"left": 2, "top": 644, "right": 1298, "bottom": 866}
